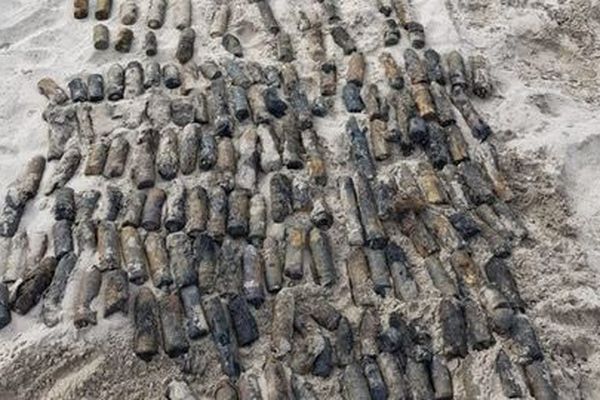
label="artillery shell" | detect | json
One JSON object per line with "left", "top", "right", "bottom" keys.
{"left": 480, "top": 286, "right": 516, "bottom": 335}
{"left": 106, "top": 64, "right": 125, "bottom": 101}
{"left": 354, "top": 172, "right": 387, "bottom": 249}
{"left": 235, "top": 128, "right": 258, "bottom": 192}
{"left": 263, "top": 86, "right": 288, "bottom": 118}
{"left": 192, "top": 92, "right": 209, "bottom": 124}
{"left": 364, "top": 84, "right": 388, "bottom": 121}
{"left": 75, "top": 220, "right": 96, "bottom": 254}
{"left": 72, "top": 266, "right": 101, "bottom": 328}
{"left": 263, "top": 236, "right": 282, "bottom": 292}
{"left": 159, "top": 292, "right": 189, "bottom": 357}
{"left": 416, "top": 162, "right": 448, "bottom": 204}
{"left": 330, "top": 25, "right": 356, "bottom": 55}
{"left": 313, "top": 97, "right": 328, "bottom": 118}
{"left": 12, "top": 256, "right": 57, "bottom": 315}
{"left": 271, "top": 289, "right": 295, "bottom": 358}
{"left": 363, "top": 356, "right": 388, "bottom": 400}
{"left": 510, "top": 314, "right": 543, "bottom": 365}
{"left": 309, "top": 228, "right": 336, "bottom": 286}
{"left": 119, "top": 0, "right": 137, "bottom": 24}
{"left": 133, "top": 288, "right": 160, "bottom": 360}
{"left": 280, "top": 63, "right": 299, "bottom": 96}
{"left": 222, "top": 34, "right": 243, "bottom": 58}
{"left": 207, "top": 187, "right": 228, "bottom": 242}
{"left": 176, "top": 28, "right": 195, "bottom": 64}
{"left": 484, "top": 257, "right": 523, "bottom": 310}
{"left": 449, "top": 248, "right": 482, "bottom": 289}
{"left": 470, "top": 55, "right": 492, "bottom": 98}
{"left": 373, "top": 175, "right": 396, "bottom": 221}
{"left": 430, "top": 82, "right": 455, "bottom": 126}
{"left": 280, "top": 116, "right": 303, "bottom": 170}
{"left": 270, "top": 173, "right": 293, "bottom": 223}
{"left": 143, "top": 232, "right": 172, "bottom": 289}
{"left": 75, "top": 190, "right": 100, "bottom": 224}
{"left": 164, "top": 182, "right": 186, "bottom": 233}
{"left": 102, "top": 185, "right": 123, "bottom": 222}
{"left": 226, "top": 190, "right": 249, "bottom": 238}
{"left": 277, "top": 32, "right": 295, "bottom": 62}
{"left": 228, "top": 294, "right": 259, "bottom": 346}
{"left": 386, "top": 241, "right": 419, "bottom": 301}
{"left": 147, "top": 0, "right": 166, "bottom": 28}
{"left": 95, "top": 0, "right": 112, "bottom": 20}
{"left": 320, "top": 61, "right": 337, "bottom": 96}
{"left": 74, "top": 0, "right": 88, "bottom": 18}
{"left": 408, "top": 115, "right": 428, "bottom": 146}
{"left": 423, "top": 49, "right": 446, "bottom": 87}
{"left": 343, "top": 363, "right": 371, "bottom": 400}
{"left": 495, "top": 350, "right": 524, "bottom": 398}
{"left": 377, "top": 353, "right": 409, "bottom": 399}
{"left": 445, "top": 124, "right": 469, "bottom": 164}
{"left": 369, "top": 119, "right": 390, "bottom": 161}
{"left": 97, "top": 221, "right": 120, "bottom": 272}
{"left": 247, "top": 85, "right": 270, "bottom": 124}
{"left": 342, "top": 83, "right": 364, "bottom": 113}
{"left": 312, "top": 336, "right": 334, "bottom": 377}
{"left": 347, "top": 52, "right": 365, "bottom": 86}
{"left": 404, "top": 48, "right": 427, "bottom": 85}
{"left": 163, "top": 64, "right": 181, "bottom": 89}
{"left": 179, "top": 124, "right": 199, "bottom": 175}
{"left": 421, "top": 207, "right": 464, "bottom": 251}
{"left": 172, "top": 0, "right": 191, "bottom": 29}
{"left": 141, "top": 188, "right": 166, "bottom": 231}
{"left": 68, "top": 78, "right": 88, "bottom": 102}
{"left": 446, "top": 51, "right": 468, "bottom": 89}
{"left": 124, "top": 61, "right": 144, "bottom": 99}
{"left": 476, "top": 203, "right": 512, "bottom": 240}
{"left": 266, "top": 359, "right": 294, "bottom": 398}
{"left": 143, "top": 31, "right": 158, "bottom": 57}
{"left": 167, "top": 232, "right": 197, "bottom": 289}
{"left": 53, "top": 187, "right": 75, "bottom": 222}
{"left": 438, "top": 298, "right": 468, "bottom": 358}
{"left": 310, "top": 198, "right": 333, "bottom": 230}
{"left": 230, "top": 86, "right": 251, "bottom": 122}
{"left": 120, "top": 226, "right": 148, "bottom": 284}
{"left": 198, "top": 132, "right": 217, "bottom": 171}
{"left": 157, "top": 127, "right": 179, "bottom": 180}
{"left": 458, "top": 161, "right": 495, "bottom": 205}
{"left": 405, "top": 357, "right": 435, "bottom": 399}
{"left": 347, "top": 117, "right": 375, "bottom": 178}
{"left": 452, "top": 88, "right": 493, "bottom": 141}
{"left": 130, "top": 137, "right": 156, "bottom": 190}
{"left": 171, "top": 98, "right": 194, "bottom": 127}
{"left": 289, "top": 86, "right": 313, "bottom": 130}
{"left": 195, "top": 234, "right": 218, "bottom": 294}
{"left": 2, "top": 231, "right": 27, "bottom": 282}
{"left": 45, "top": 145, "right": 81, "bottom": 195}
{"left": 102, "top": 268, "right": 129, "bottom": 317}
{"left": 256, "top": 0, "right": 280, "bottom": 34}
{"left": 41, "top": 252, "right": 76, "bottom": 327}
{"left": 463, "top": 297, "right": 494, "bottom": 350}
{"left": 197, "top": 61, "right": 220, "bottom": 81}
{"left": 210, "top": 5, "right": 230, "bottom": 38}
{"left": 204, "top": 295, "right": 241, "bottom": 377}
{"left": 184, "top": 186, "right": 208, "bottom": 237}
{"left": 91, "top": 24, "right": 110, "bottom": 52}
{"left": 525, "top": 360, "right": 558, "bottom": 400}
{"left": 339, "top": 176, "right": 364, "bottom": 246}
{"left": 411, "top": 83, "right": 436, "bottom": 120}
{"left": 365, "top": 248, "right": 391, "bottom": 296}
{"left": 430, "top": 356, "right": 453, "bottom": 400}
{"left": 248, "top": 194, "right": 266, "bottom": 245}
{"left": 179, "top": 285, "right": 208, "bottom": 340}
{"left": 347, "top": 248, "right": 375, "bottom": 306}
{"left": 407, "top": 22, "right": 425, "bottom": 49}
{"left": 216, "top": 137, "right": 236, "bottom": 192}
{"left": 37, "top": 77, "right": 68, "bottom": 105}
{"left": 425, "top": 255, "right": 458, "bottom": 297}
{"left": 379, "top": 52, "right": 404, "bottom": 90}
{"left": 103, "top": 135, "right": 129, "bottom": 178}
{"left": 475, "top": 142, "right": 513, "bottom": 202}
{"left": 115, "top": 27, "right": 133, "bottom": 53}
{"left": 87, "top": 74, "right": 104, "bottom": 102}
{"left": 52, "top": 220, "right": 73, "bottom": 260}
{"left": 284, "top": 224, "right": 305, "bottom": 280}
{"left": 383, "top": 18, "right": 401, "bottom": 46}
{"left": 359, "top": 310, "right": 381, "bottom": 358}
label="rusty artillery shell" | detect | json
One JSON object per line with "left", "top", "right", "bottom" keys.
{"left": 106, "top": 64, "right": 124, "bottom": 101}
{"left": 309, "top": 228, "right": 336, "bottom": 286}
{"left": 484, "top": 257, "right": 523, "bottom": 309}
{"left": 68, "top": 78, "right": 88, "bottom": 102}
{"left": 192, "top": 92, "right": 209, "bottom": 124}
{"left": 119, "top": 0, "right": 137, "bottom": 24}
{"left": 416, "top": 162, "right": 448, "bottom": 204}
{"left": 141, "top": 188, "right": 165, "bottom": 231}
{"left": 124, "top": 61, "right": 144, "bottom": 99}
{"left": 458, "top": 161, "right": 495, "bottom": 205}
{"left": 257, "top": 125, "right": 282, "bottom": 172}
{"left": 176, "top": 28, "right": 195, "bottom": 64}
{"left": 74, "top": 0, "right": 88, "bottom": 18}
{"left": 229, "top": 86, "right": 251, "bottom": 122}
{"left": 363, "top": 357, "right": 388, "bottom": 400}
{"left": 103, "top": 185, "right": 123, "bottom": 222}
{"left": 12, "top": 256, "right": 57, "bottom": 315}
{"left": 248, "top": 194, "right": 266, "bottom": 245}
{"left": 92, "top": 24, "right": 109, "bottom": 50}
{"left": 354, "top": 172, "right": 387, "bottom": 249}
{"left": 185, "top": 186, "right": 208, "bottom": 237}
{"left": 439, "top": 298, "right": 468, "bottom": 358}
{"left": 210, "top": 5, "right": 230, "bottom": 38}
{"left": 172, "top": 0, "right": 191, "bottom": 29}
{"left": 234, "top": 128, "right": 257, "bottom": 192}
{"left": 343, "top": 363, "right": 372, "bottom": 399}
{"left": 147, "top": 0, "right": 166, "bottom": 28}
{"left": 37, "top": 77, "right": 68, "bottom": 105}
{"left": 475, "top": 142, "right": 514, "bottom": 202}
{"left": 347, "top": 248, "right": 375, "bottom": 306}
{"left": 179, "top": 285, "right": 209, "bottom": 340}
{"left": 103, "top": 135, "right": 129, "bottom": 178}
{"left": 369, "top": 119, "right": 390, "bottom": 161}
{"left": 374, "top": 174, "right": 396, "bottom": 221}
{"left": 222, "top": 33, "right": 243, "bottom": 58}
{"left": 256, "top": 0, "right": 280, "bottom": 34}
{"left": 480, "top": 285, "right": 516, "bottom": 335}
{"left": 425, "top": 255, "right": 458, "bottom": 297}
{"left": 470, "top": 55, "right": 492, "bottom": 98}
{"left": 347, "top": 117, "right": 375, "bottom": 178}
{"left": 263, "top": 236, "right": 283, "bottom": 292}
{"left": 52, "top": 220, "right": 73, "bottom": 260}
{"left": 131, "top": 135, "right": 156, "bottom": 190}
{"left": 279, "top": 117, "right": 302, "bottom": 170}
{"left": 343, "top": 82, "right": 364, "bottom": 113}
{"left": 445, "top": 125, "right": 469, "bottom": 164}
{"left": 271, "top": 289, "right": 295, "bottom": 358}
{"left": 495, "top": 350, "right": 523, "bottom": 398}
{"left": 421, "top": 207, "right": 464, "bottom": 251}
{"left": 398, "top": 210, "right": 438, "bottom": 257}
{"left": 226, "top": 190, "right": 249, "bottom": 238}
{"left": 404, "top": 358, "right": 434, "bottom": 399}
{"left": 270, "top": 173, "right": 292, "bottom": 223}
{"left": 102, "top": 268, "right": 129, "bottom": 317}
{"left": 430, "top": 82, "right": 456, "bottom": 126}
{"left": 510, "top": 313, "right": 543, "bottom": 364}
{"left": 142, "top": 31, "right": 158, "bottom": 57}
{"left": 451, "top": 88, "right": 493, "bottom": 141}
{"left": 142, "top": 232, "right": 171, "bottom": 290}
{"left": 378, "top": 353, "right": 409, "bottom": 399}
{"left": 338, "top": 177, "right": 364, "bottom": 246}
{"left": 3, "top": 232, "right": 28, "bottom": 282}
{"left": 97, "top": 221, "right": 120, "bottom": 272}
{"left": 171, "top": 98, "right": 194, "bottom": 127}
{"left": 162, "top": 64, "right": 181, "bottom": 89}
{"left": 75, "top": 189, "right": 100, "bottom": 223}
{"left": 463, "top": 297, "right": 494, "bottom": 350}
{"left": 164, "top": 182, "right": 186, "bottom": 233}
{"left": 408, "top": 115, "right": 428, "bottom": 146}
{"left": 265, "top": 359, "right": 293, "bottom": 398}
{"left": 277, "top": 32, "right": 295, "bottom": 62}
{"left": 364, "top": 84, "right": 388, "bottom": 121}
{"left": 159, "top": 292, "right": 189, "bottom": 357}
{"left": 204, "top": 295, "right": 241, "bottom": 377}
{"left": 288, "top": 85, "right": 313, "bottom": 130}
{"left": 407, "top": 21, "right": 425, "bottom": 49}
{"left": 320, "top": 61, "right": 337, "bottom": 96}
{"left": 157, "top": 127, "right": 179, "bottom": 180}
{"left": 228, "top": 294, "right": 259, "bottom": 348}
{"left": 411, "top": 83, "right": 436, "bottom": 120}
{"left": 347, "top": 52, "right": 365, "bottom": 87}
{"left": 430, "top": 356, "right": 453, "bottom": 400}
{"left": 120, "top": 226, "right": 148, "bottom": 284}
{"left": 167, "top": 232, "right": 197, "bottom": 289}
{"left": 95, "top": 0, "right": 112, "bottom": 20}
{"left": 284, "top": 223, "right": 305, "bottom": 280}
{"left": 194, "top": 234, "right": 217, "bottom": 294}
{"left": 133, "top": 287, "right": 160, "bottom": 360}
{"left": 72, "top": 266, "right": 101, "bottom": 328}
{"left": 41, "top": 252, "right": 76, "bottom": 327}
{"left": 211, "top": 77, "right": 233, "bottom": 136}
{"left": 179, "top": 124, "right": 199, "bottom": 175}
{"left": 365, "top": 248, "right": 392, "bottom": 296}
{"left": 476, "top": 203, "right": 512, "bottom": 240}
{"left": 424, "top": 48, "right": 446, "bottom": 85}
{"left": 450, "top": 248, "right": 482, "bottom": 290}
{"left": 524, "top": 361, "right": 558, "bottom": 400}
{"left": 87, "top": 74, "right": 104, "bottom": 102}
{"left": 310, "top": 197, "right": 333, "bottom": 230}
{"left": 383, "top": 18, "right": 401, "bottom": 46}
{"left": 379, "top": 51, "right": 404, "bottom": 90}
{"left": 263, "top": 86, "right": 288, "bottom": 118}
{"left": 280, "top": 63, "right": 299, "bottom": 96}
{"left": 446, "top": 51, "right": 468, "bottom": 89}
{"left": 53, "top": 187, "right": 75, "bottom": 222}
{"left": 114, "top": 27, "right": 133, "bottom": 53}
{"left": 216, "top": 137, "right": 236, "bottom": 192}
{"left": 247, "top": 85, "right": 271, "bottom": 124}
{"left": 199, "top": 60, "right": 221, "bottom": 81}
{"left": 207, "top": 187, "right": 227, "bottom": 242}
{"left": 84, "top": 140, "right": 108, "bottom": 176}
{"left": 45, "top": 145, "right": 81, "bottom": 195}
{"left": 404, "top": 48, "right": 428, "bottom": 85}
{"left": 198, "top": 132, "right": 217, "bottom": 171}
{"left": 330, "top": 25, "right": 356, "bottom": 55}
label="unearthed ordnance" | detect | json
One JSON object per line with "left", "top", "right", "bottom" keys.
{"left": 404, "top": 48, "right": 428, "bottom": 85}
{"left": 277, "top": 32, "right": 295, "bottom": 62}
{"left": 74, "top": 0, "right": 89, "bottom": 18}
{"left": 210, "top": 5, "right": 230, "bottom": 38}
{"left": 124, "top": 61, "right": 144, "bottom": 99}
{"left": 184, "top": 186, "right": 208, "bottom": 237}
{"left": 199, "top": 60, "right": 221, "bottom": 81}
{"left": 347, "top": 52, "right": 365, "bottom": 86}
{"left": 374, "top": 175, "right": 396, "bottom": 221}
{"left": 229, "top": 86, "right": 251, "bottom": 122}
{"left": 92, "top": 24, "right": 110, "bottom": 51}
{"left": 3, "top": 232, "right": 28, "bottom": 282}
{"left": 363, "top": 356, "right": 388, "bottom": 400}
{"left": 446, "top": 51, "right": 468, "bottom": 89}
{"left": 408, "top": 115, "right": 428, "bottom": 146}
{"left": 75, "top": 190, "right": 100, "bottom": 224}
{"left": 214, "top": 378, "right": 239, "bottom": 400}
{"left": 106, "top": 64, "right": 125, "bottom": 101}
{"left": 333, "top": 316, "right": 354, "bottom": 367}
{"left": 163, "top": 64, "right": 181, "bottom": 89}
{"left": 364, "top": 84, "right": 388, "bottom": 121}
{"left": 450, "top": 248, "right": 482, "bottom": 289}
{"left": 359, "top": 311, "right": 381, "bottom": 357}
{"left": 385, "top": 241, "right": 419, "bottom": 301}
{"left": 242, "top": 243, "right": 265, "bottom": 305}
{"left": 68, "top": 78, "right": 88, "bottom": 102}
{"left": 172, "top": 0, "right": 191, "bottom": 29}
{"left": 130, "top": 133, "right": 156, "bottom": 190}
{"left": 365, "top": 248, "right": 391, "bottom": 296}
{"left": 284, "top": 223, "right": 305, "bottom": 280}
{"left": 255, "top": 0, "right": 280, "bottom": 34}
{"left": 342, "top": 83, "right": 365, "bottom": 113}
{"left": 133, "top": 287, "right": 160, "bottom": 360}
{"left": 238, "top": 373, "right": 261, "bottom": 400}
{"left": 270, "top": 173, "right": 293, "bottom": 223}
{"left": 263, "top": 236, "right": 283, "bottom": 292}
{"left": 301, "top": 129, "right": 327, "bottom": 185}
{"left": 266, "top": 359, "right": 294, "bottom": 398}
{"left": 41, "top": 252, "right": 76, "bottom": 327}
{"left": 476, "top": 203, "right": 512, "bottom": 240}
{"left": 52, "top": 220, "right": 73, "bottom": 260}
{"left": 144, "top": 232, "right": 172, "bottom": 289}
{"left": 228, "top": 294, "right": 259, "bottom": 346}
{"left": 416, "top": 162, "right": 448, "bottom": 204}
{"left": 203, "top": 295, "right": 241, "bottom": 377}
{"left": 247, "top": 85, "right": 271, "bottom": 124}
{"left": 97, "top": 221, "right": 120, "bottom": 272}
{"left": 195, "top": 234, "right": 218, "bottom": 294}
{"left": 495, "top": 349, "right": 523, "bottom": 398}
{"left": 115, "top": 28, "right": 133, "bottom": 53}
{"left": 143, "top": 31, "right": 158, "bottom": 56}
{"left": 167, "top": 232, "right": 197, "bottom": 289}
{"left": 192, "top": 92, "right": 209, "bottom": 124}
{"left": 144, "top": 62, "right": 161, "bottom": 90}
{"left": 147, "top": 0, "right": 167, "bottom": 28}
{"left": 407, "top": 21, "right": 425, "bottom": 48}
{"left": 157, "top": 127, "right": 179, "bottom": 180}
{"left": 248, "top": 194, "right": 266, "bottom": 245}
{"left": 103, "top": 135, "right": 129, "bottom": 178}
{"left": 391, "top": 0, "right": 414, "bottom": 27}
{"left": 12, "top": 256, "right": 57, "bottom": 315}
{"left": 263, "top": 86, "right": 288, "bottom": 118}
{"left": 458, "top": 161, "right": 495, "bottom": 205}
{"left": 87, "top": 74, "right": 104, "bottom": 102}
{"left": 280, "top": 63, "right": 299, "bottom": 95}
{"left": 37, "top": 77, "right": 69, "bottom": 105}
{"left": 369, "top": 119, "right": 390, "bottom": 161}
{"left": 509, "top": 313, "right": 544, "bottom": 364}
{"left": 383, "top": 18, "right": 401, "bottom": 46}
{"left": 95, "top": 0, "right": 112, "bottom": 20}
{"left": 119, "top": 0, "right": 137, "bottom": 24}
{"left": 330, "top": 25, "right": 356, "bottom": 54}
{"left": 271, "top": 289, "right": 295, "bottom": 358}
{"left": 347, "top": 117, "right": 375, "bottom": 178}
{"left": 141, "top": 188, "right": 166, "bottom": 231}
{"left": 309, "top": 228, "right": 336, "bottom": 287}
{"left": 469, "top": 55, "right": 493, "bottom": 98}
{"left": 343, "top": 363, "right": 372, "bottom": 399}
{"left": 411, "top": 83, "right": 436, "bottom": 120}
{"left": 5, "top": 155, "right": 45, "bottom": 210}
{"left": 475, "top": 142, "right": 514, "bottom": 202}
{"left": 377, "top": 353, "right": 409, "bottom": 399}
{"left": 171, "top": 98, "right": 194, "bottom": 127}
{"left": 119, "top": 226, "right": 148, "bottom": 284}
{"left": 444, "top": 125, "right": 469, "bottom": 164}
{"left": 288, "top": 85, "right": 313, "bottom": 130}
{"left": 222, "top": 34, "right": 243, "bottom": 58}
{"left": 179, "top": 124, "right": 198, "bottom": 175}
{"left": 320, "top": 61, "right": 337, "bottom": 96}
{"left": 211, "top": 77, "right": 233, "bottom": 136}
{"left": 354, "top": 172, "right": 387, "bottom": 249}
{"left": 347, "top": 248, "right": 375, "bottom": 306}
{"left": 379, "top": 52, "right": 404, "bottom": 90}
{"left": 281, "top": 117, "right": 303, "bottom": 170}
{"left": 207, "top": 187, "right": 228, "bottom": 242}
{"left": 480, "top": 285, "right": 516, "bottom": 335}
{"left": 72, "top": 266, "right": 102, "bottom": 328}
{"left": 424, "top": 49, "right": 446, "bottom": 85}
{"left": 463, "top": 297, "right": 495, "bottom": 350}
{"left": 339, "top": 176, "right": 364, "bottom": 246}
{"left": 198, "top": 132, "right": 217, "bottom": 171}
{"left": 164, "top": 182, "right": 186, "bottom": 233}
{"left": 429, "top": 82, "right": 455, "bottom": 126}
{"left": 493, "top": 200, "right": 527, "bottom": 239}
{"left": 438, "top": 298, "right": 468, "bottom": 358}
{"left": 0, "top": 205, "right": 24, "bottom": 238}
{"left": 176, "top": 28, "right": 195, "bottom": 64}
{"left": 312, "top": 336, "right": 334, "bottom": 377}
{"left": 430, "top": 356, "right": 453, "bottom": 400}
{"left": 159, "top": 295, "right": 190, "bottom": 359}
{"left": 234, "top": 128, "right": 257, "bottom": 192}
{"left": 425, "top": 255, "right": 458, "bottom": 297}
{"left": 310, "top": 197, "right": 333, "bottom": 230}
{"left": 421, "top": 207, "right": 464, "bottom": 251}
{"left": 451, "top": 88, "right": 493, "bottom": 141}
{"left": 524, "top": 360, "right": 558, "bottom": 400}
{"left": 52, "top": 188, "right": 75, "bottom": 223}
{"left": 291, "top": 375, "right": 318, "bottom": 400}
{"left": 216, "top": 137, "right": 236, "bottom": 192}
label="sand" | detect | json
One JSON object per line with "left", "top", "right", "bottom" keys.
{"left": 0, "top": 0, "right": 599, "bottom": 399}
